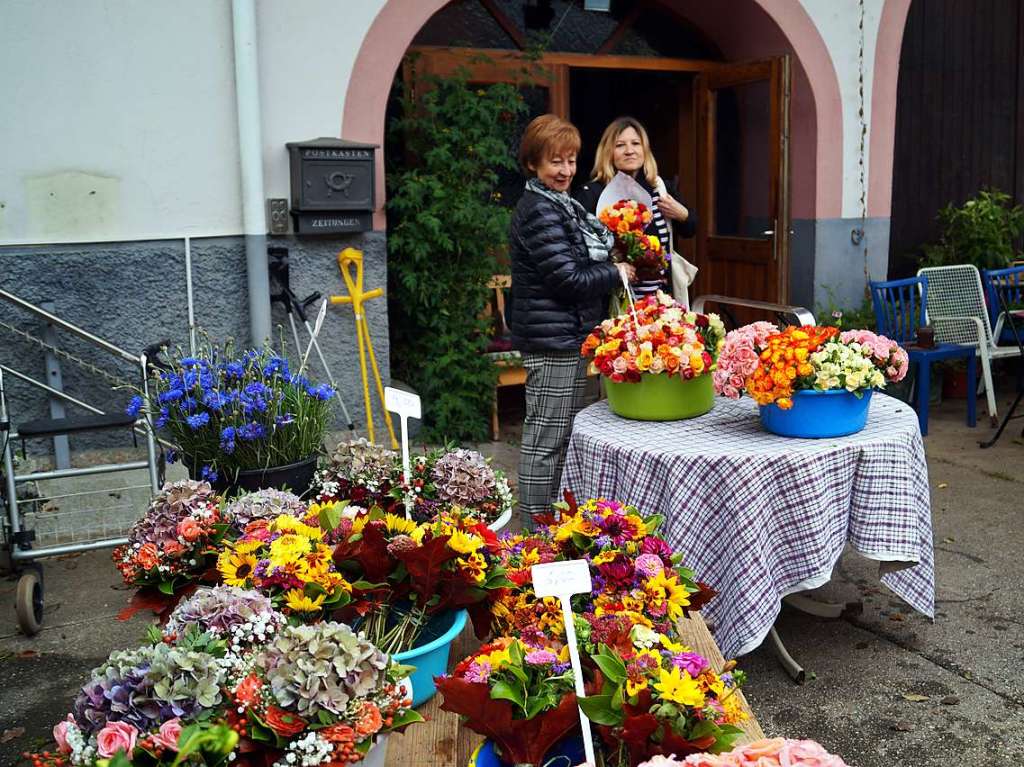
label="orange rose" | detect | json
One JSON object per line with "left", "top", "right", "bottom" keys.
{"left": 320, "top": 723, "right": 356, "bottom": 745}
{"left": 177, "top": 518, "right": 203, "bottom": 542}
{"left": 233, "top": 673, "right": 263, "bottom": 707}
{"left": 163, "top": 540, "right": 186, "bottom": 557}
{"left": 354, "top": 702, "right": 383, "bottom": 737}
{"left": 136, "top": 543, "right": 159, "bottom": 570}
{"left": 263, "top": 706, "right": 307, "bottom": 738}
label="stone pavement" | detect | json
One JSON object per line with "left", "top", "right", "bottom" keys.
{"left": 1, "top": 388, "right": 1022, "bottom": 766}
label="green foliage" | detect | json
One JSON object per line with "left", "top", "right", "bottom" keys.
{"left": 817, "top": 288, "right": 876, "bottom": 331}
{"left": 921, "top": 188, "right": 1024, "bottom": 270}
{"left": 386, "top": 60, "right": 528, "bottom": 441}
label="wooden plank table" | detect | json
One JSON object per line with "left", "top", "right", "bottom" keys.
{"left": 386, "top": 613, "right": 765, "bottom": 766}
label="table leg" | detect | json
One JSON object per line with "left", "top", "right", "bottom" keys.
{"left": 768, "top": 626, "right": 806, "bottom": 685}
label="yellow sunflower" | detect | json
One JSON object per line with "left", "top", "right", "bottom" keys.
{"left": 383, "top": 513, "right": 419, "bottom": 536}
{"left": 448, "top": 529, "right": 484, "bottom": 555}
{"left": 283, "top": 589, "right": 325, "bottom": 613}
{"left": 218, "top": 548, "right": 258, "bottom": 587}
{"left": 269, "top": 534, "right": 309, "bottom": 569}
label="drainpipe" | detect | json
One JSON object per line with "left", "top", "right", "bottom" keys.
{"left": 231, "top": 0, "right": 272, "bottom": 345}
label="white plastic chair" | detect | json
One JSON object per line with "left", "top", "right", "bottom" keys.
{"left": 918, "top": 264, "right": 1024, "bottom": 423}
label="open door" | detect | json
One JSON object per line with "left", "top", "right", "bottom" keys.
{"left": 695, "top": 57, "right": 791, "bottom": 306}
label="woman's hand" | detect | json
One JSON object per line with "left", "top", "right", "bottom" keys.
{"left": 657, "top": 191, "right": 689, "bottom": 222}
{"left": 615, "top": 262, "right": 637, "bottom": 283}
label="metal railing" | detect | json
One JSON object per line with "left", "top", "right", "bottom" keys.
{"left": 691, "top": 294, "right": 816, "bottom": 328}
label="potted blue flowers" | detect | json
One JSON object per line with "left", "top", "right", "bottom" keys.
{"left": 127, "top": 343, "right": 335, "bottom": 496}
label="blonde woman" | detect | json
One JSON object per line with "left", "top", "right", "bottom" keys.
{"left": 574, "top": 116, "right": 697, "bottom": 298}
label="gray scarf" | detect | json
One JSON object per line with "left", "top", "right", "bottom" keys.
{"left": 526, "top": 178, "right": 613, "bottom": 263}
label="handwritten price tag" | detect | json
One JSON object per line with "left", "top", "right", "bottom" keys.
{"left": 531, "top": 560, "right": 596, "bottom": 766}
{"left": 384, "top": 387, "right": 422, "bottom": 519}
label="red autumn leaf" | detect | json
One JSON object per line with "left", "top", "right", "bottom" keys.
{"left": 332, "top": 521, "right": 394, "bottom": 583}
{"left": 660, "top": 729, "right": 717, "bottom": 759}
{"left": 562, "top": 489, "right": 579, "bottom": 516}
{"left": 435, "top": 676, "right": 580, "bottom": 765}
{"left": 394, "top": 534, "right": 458, "bottom": 603}
{"left": 116, "top": 584, "right": 195, "bottom": 623}
{"left": 685, "top": 581, "right": 718, "bottom": 614}
{"left": 619, "top": 712, "right": 659, "bottom": 752}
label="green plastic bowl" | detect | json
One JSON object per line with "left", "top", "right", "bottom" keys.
{"left": 604, "top": 372, "right": 715, "bottom": 420}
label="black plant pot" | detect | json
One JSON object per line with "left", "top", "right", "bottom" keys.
{"left": 186, "top": 455, "right": 318, "bottom": 498}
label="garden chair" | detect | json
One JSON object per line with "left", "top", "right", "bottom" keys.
{"left": 870, "top": 276, "right": 976, "bottom": 436}
{"left": 918, "top": 264, "right": 1024, "bottom": 424}
{"left": 981, "top": 265, "right": 1024, "bottom": 345}
{"left": 979, "top": 272, "right": 1024, "bottom": 447}
{"left": 485, "top": 275, "right": 526, "bottom": 440}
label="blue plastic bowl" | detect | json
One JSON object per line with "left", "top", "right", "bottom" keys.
{"left": 469, "top": 737, "right": 585, "bottom": 767}
{"left": 759, "top": 388, "right": 873, "bottom": 438}
{"left": 394, "top": 609, "right": 467, "bottom": 707}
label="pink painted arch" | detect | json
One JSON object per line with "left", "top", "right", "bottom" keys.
{"left": 341, "top": 0, "right": 846, "bottom": 228}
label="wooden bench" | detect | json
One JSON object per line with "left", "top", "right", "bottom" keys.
{"left": 386, "top": 612, "right": 765, "bottom": 766}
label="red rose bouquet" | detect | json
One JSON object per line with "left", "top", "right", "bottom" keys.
{"left": 599, "top": 200, "right": 668, "bottom": 281}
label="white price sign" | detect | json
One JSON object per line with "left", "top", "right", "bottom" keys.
{"left": 531, "top": 560, "right": 596, "bottom": 766}
{"left": 384, "top": 386, "right": 422, "bottom": 518}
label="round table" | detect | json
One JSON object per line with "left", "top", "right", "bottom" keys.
{"left": 561, "top": 393, "right": 935, "bottom": 658}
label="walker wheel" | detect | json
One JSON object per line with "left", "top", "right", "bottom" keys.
{"left": 15, "top": 570, "right": 44, "bottom": 636}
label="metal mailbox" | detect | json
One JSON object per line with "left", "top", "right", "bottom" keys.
{"left": 286, "top": 138, "right": 377, "bottom": 234}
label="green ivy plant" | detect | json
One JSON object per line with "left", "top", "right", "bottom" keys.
{"left": 386, "top": 59, "right": 528, "bottom": 442}
{"left": 922, "top": 188, "right": 1024, "bottom": 270}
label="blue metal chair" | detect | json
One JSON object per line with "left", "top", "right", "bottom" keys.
{"left": 981, "top": 265, "right": 1024, "bottom": 344}
{"left": 870, "top": 276, "right": 976, "bottom": 436}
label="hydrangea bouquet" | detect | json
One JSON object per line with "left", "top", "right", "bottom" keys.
{"left": 581, "top": 292, "right": 725, "bottom": 382}
{"left": 311, "top": 438, "right": 400, "bottom": 512}
{"left": 435, "top": 636, "right": 580, "bottom": 767}
{"left": 714, "top": 324, "right": 909, "bottom": 409}
{"left": 127, "top": 341, "right": 334, "bottom": 488}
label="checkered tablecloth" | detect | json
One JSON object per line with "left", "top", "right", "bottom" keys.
{"left": 561, "top": 393, "right": 934, "bottom": 658}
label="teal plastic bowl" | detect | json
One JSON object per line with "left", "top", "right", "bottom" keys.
{"left": 394, "top": 609, "right": 467, "bottom": 707}
{"left": 759, "top": 388, "right": 873, "bottom": 438}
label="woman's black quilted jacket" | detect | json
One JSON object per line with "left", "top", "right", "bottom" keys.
{"left": 508, "top": 189, "right": 620, "bottom": 352}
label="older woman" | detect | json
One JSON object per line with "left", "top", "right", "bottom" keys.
{"left": 510, "top": 114, "right": 635, "bottom": 521}
{"left": 574, "top": 116, "right": 697, "bottom": 298}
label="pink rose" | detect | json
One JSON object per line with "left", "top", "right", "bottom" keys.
{"left": 53, "top": 714, "right": 76, "bottom": 754}
{"left": 96, "top": 721, "right": 138, "bottom": 758}
{"left": 778, "top": 739, "right": 847, "bottom": 767}
{"left": 153, "top": 718, "right": 182, "bottom": 751}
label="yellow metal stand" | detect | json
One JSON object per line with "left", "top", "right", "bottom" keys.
{"left": 329, "top": 247, "right": 398, "bottom": 448}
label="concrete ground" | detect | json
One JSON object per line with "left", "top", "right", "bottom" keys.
{"left": 1, "top": 385, "right": 1022, "bottom": 766}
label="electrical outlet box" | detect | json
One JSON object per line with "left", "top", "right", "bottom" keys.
{"left": 268, "top": 198, "right": 289, "bottom": 234}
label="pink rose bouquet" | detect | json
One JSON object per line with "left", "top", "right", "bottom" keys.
{"left": 713, "top": 322, "right": 780, "bottom": 399}
{"left": 638, "top": 737, "right": 849, "bottom": 767}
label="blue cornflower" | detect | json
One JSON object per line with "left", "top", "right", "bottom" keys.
{"left": 224, "top": 362, "right": 245, "bottom": 379}
{"left": 186, "top": 412, "right": 210, "bottom": 430}
{"left": 237, "top": 422, "right": 266, "bottom": 441}
{"left": 178, "top": 396, "right": 198, "bottom": 413}
{"left": 275, "top": 413, "right": 295, "bottom": 427}
{"left": 165, "top": 448, "right": 178, "bottom": 464}
{"left": 307, "top": 383, "right": 335, "bottom": 401}
{"left": 244, "top": 382, "right": 267, "bottom": 396}
{"left": 179, "top": 357, "right": 201, "bottom": 368}
{"left": 200, "top": 464, "right": 218, "bottom": 483}
{"left": 199, "top": 372, "right": 215, "bottom": 390}
{"left": 155, "top": 407, "right": 170, "bottom": 428}
{"left": 288, "top": 373, "right": 310, "bottom": 389}
{"left": 125, "top": 395, "right": 144, "bottom": 418}
{"left": 219, "top": 426, "right": 237, "bottom": 454}
{"left": 159, "top": 388, "right": 184, "bottom": 404}
{"left": 182, "top": 370, "right": 199, "bottom": 389}
{"left": 203, "top": 391, "right": 228, "bottom": 411}
{"left": 262, "top": 356, "right": 290, "bottom": 379}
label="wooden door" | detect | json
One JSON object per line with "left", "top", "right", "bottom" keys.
{"left": 695, "top": 57, "right": 791, "bottom": 306}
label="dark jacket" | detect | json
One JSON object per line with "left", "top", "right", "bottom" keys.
{"left": 508, "top": 189, "right": 620, "bottom": 352}
{"left": 573, "top": 175, "right": 698, "bottom": 241}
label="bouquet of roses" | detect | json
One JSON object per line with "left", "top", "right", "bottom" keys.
{"left": 224, "top": 621, "right": 421, "bottom": 766}
{"left": 492, "top": 495, "right": 715, "bottom": 641}
{"left": 581, "top": 292, "right": 725, "bottom": 382}
{"left": 331, "top": 507, "right": 510, "bottom": 652}
{"left": 714, "top": 324, "right": 909, "bottom": 409}
{"left": 215, "top": 512, "right": 353, "bottom": 619}
{"left": 114, "top": 480, "right": 227, "bottom": 622}
{"left": 599, "top": 200, "right": 667, "bottom": 280}
{"left": 435, "top": 635, "right": 581, "bottom": 767}
{"left": 638, "top": 738, "right": 850, "bottom": 767}
{"left": 580, "top": 626, "right": 748, "bottom": 766}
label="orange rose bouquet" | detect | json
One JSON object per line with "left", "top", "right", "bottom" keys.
{"left": 581, "top": 292, "right": 725, "bottom": 383}
{"left": 598, "top": 199, "right": 668, "bottom": 281}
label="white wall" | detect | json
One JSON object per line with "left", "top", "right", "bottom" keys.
{"left": 0, "top": 0, "right": 388, "bottom": 245}
{"left": 800, "top": 0, "right": 885, "bottom": 220}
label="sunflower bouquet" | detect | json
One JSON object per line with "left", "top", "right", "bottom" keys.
{"left": 216, "top": 512, "right": 352, "bottom": 620}
{"left": 331, "top": 507, "right": 510, "bottom": 653}
{"left": 580, "top": 626, "right": 748, "bottom": 766}
{"left": 492, "top": 496, "right": 714, "bottom": 642}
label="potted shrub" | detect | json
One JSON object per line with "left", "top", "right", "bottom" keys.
{"left": 127, "top": 342, "right": 334, "bottom": 496}
{"left": 921, "top": 188, "right": 1024, "bottom": 271}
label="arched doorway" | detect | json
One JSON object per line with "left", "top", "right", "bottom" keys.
{"left": 343, "top": 0, "right": 843, "bottom": 309}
